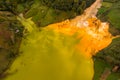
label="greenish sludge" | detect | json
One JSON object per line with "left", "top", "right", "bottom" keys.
{"left": 3, "top": 16, "right": 94, "bottom": 80}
